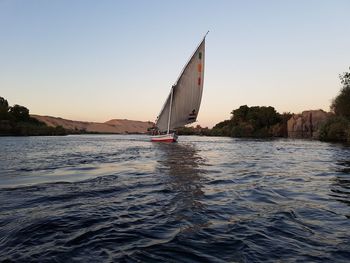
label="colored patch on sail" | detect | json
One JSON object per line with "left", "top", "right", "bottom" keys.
{"left": 198, "top": 77, "right": 201, "bottom": 85}
{"left": 199, "top": 52, "right": 202, "bottom": 59}
{"left": 197, "top": 63, "right": 202, "bottom": 72}
{"left": 188, "top": 109, "right": 197, "bottom": 121}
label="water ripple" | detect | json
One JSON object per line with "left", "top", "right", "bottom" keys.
{"left": 0, "top": 135, "right": 350, "bottom": 262}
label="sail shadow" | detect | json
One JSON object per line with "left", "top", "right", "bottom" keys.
{"left": 155, "top": 143, "right": 208, "bottom": 224}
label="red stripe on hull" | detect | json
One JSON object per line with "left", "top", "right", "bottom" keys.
{"left": 151, "top": 138, "right": 176, "bottom": 142}
{"left": 151, "top": 133, "right": 178, "bottom": 143}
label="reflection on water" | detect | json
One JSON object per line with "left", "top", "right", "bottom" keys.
{"left": 155, "top": 143, "right": 207, "bottom": 228}
{"left": 156, "top": 142, "right": 204, "bottom": 187}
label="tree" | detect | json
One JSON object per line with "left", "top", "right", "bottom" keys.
{"left": 212, "top": 105, "right": 285, "bottom": 138}
{"left": 231, "top": 105, "right": 281, "bottom": 130}
{"left": 231, "top": 105, "right": 249, "bottom": 123}
{"left": 331, "top": 67, "right": 350, "bottom": 120}
{"left": 319, "top": 116, "right": 349, "bottom": 142}
{"left": 9, "top": 105, "right": 30, "bottom": 121}
{"left": 0, "top": 96, "right": 9, "bottom": 119}
{"left": 211, "top": 119, "right": 231, "bottom": 136}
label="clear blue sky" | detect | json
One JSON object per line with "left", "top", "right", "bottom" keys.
{"left": 1, "top": 0, "right": 349, "bottom": 127}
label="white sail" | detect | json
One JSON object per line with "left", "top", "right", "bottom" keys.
{"left": 156, "top": 91, "right": 171, "bottom": 131}
{"left": 156, "top": 37, "right": 205, "bottom": 132}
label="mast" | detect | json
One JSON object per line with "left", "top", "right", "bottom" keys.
{"left": 167, "top": 86, "right": 174, "bottom": 134}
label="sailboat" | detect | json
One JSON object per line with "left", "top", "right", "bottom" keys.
{"left": 151, "top": 32, "right": 207, "bottom": 142}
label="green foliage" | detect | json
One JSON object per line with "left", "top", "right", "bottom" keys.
{"left": 331, "top": 68, "right": 350, "bottom": 120}
{"left": 176, "top": 125, "right": 211, "bottom": 136}
{"left": 231, "top": 122, "right": 254, "bottom": 137}
{"left": 13, "top": 123, "right": 67, "bottom": 136}
{"left": 319, "top": 116, "right": 350, "bottom": 142}
{"left": 212, "top": 105, "right": 285, "bottom": 138}
{"left": 211, "top": 120, "right": 231, "bottom": 136}
{"left": 0, "top": 96, "right": 67, "bottom": 136}
{"left": 176, "top": 126, "right": 198, "bottom": 135}
{"left": 9, "top": 105, "right": 30, "bottom": 121}
{"left": 212, "top": 119, "right": 231, "bottom": 130}
{"left": 0, "top": 97, "right": 9, "bottom": 120}
{"left": 232, "top": 105, "right": 281, "bottom": 128}
{"left": 231, "top": 105, "right": 282, "bottom": 138}
{"left": 0, "top": 97, "right": 8, "bottom": 109}
{"left": 321, "top": 67, "right": 350, "bottom": 143}
{"left": 231, "top": 105, "right": 249, "bottom": 123}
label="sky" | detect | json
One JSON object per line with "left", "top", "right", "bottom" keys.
{"left": 0, "top": 0, "right": 349, "bottom": 127}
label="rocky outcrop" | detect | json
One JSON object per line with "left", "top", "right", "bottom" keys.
{"left": 31, "top": 115, "right": 153, "bottom": 134}
{"left": 287, "top": 110, "right": 331, "bottom": 139}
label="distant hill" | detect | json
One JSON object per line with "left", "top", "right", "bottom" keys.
{"left": 31, "top": 115, "right": 154, "bottom": 134}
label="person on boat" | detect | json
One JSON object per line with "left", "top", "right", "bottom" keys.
{"left": 151, "top": 126, "right": 160, "bottom": 136}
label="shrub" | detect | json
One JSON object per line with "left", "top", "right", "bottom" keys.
{"left": 0, "top": 96, "right": 68, "bottom": 136}
{"left": 331, "top": 68, "right": 350, "bottom": 120}
{"left": 9, "top": 105, "right": 30, "bottom": 121}
{"left": 319, "top": 116, "right": 349, "bottom": 142}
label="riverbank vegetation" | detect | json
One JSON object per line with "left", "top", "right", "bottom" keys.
{"left": 319, "top": 68, "right": 350, "bottom": 143}
{"left": 180, "top": 68, "right": 350, "bottom": 143}
{"left": 0, "top": 97, "right": 67, "bottom": 136}
{"left": 2, "top": 67, "right": 349, "bottom": 142}
{"left": 177, "top": 106, "right": 292, "bottom": 138}
{"left": 176, "top": 125, "right": 212, "bottom": 136}
{"left": 210, "top": 106, "right": 292, "bottom": 138}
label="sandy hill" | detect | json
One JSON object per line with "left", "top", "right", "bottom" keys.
{"left": 31, "top": 115, "right": 153, "bottom": 134}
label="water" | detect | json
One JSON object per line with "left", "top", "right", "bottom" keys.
{"left": 0, "top": 135, "right": 350, "bottom": 262}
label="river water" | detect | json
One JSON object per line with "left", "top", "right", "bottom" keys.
{"left": 0, "top": 135, "right": 349, "bottom": 262}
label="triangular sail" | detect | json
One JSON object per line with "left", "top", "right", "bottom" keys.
{"left": 156, "top": 91, "right": 171, "bottom": 131}
{"left": 156, "top": 37, "right": 205, "bottom": 132}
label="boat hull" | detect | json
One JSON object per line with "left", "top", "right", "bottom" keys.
{"left": 151, "top": 133, "right": 178, "bottom": 142}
